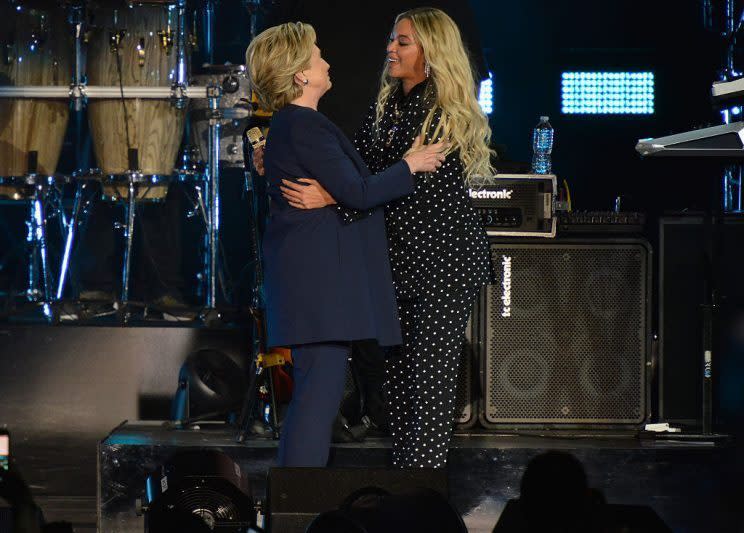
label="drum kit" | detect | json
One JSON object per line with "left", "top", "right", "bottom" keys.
{"left": 0, "top": 0, "right": 262, "bottom": 322}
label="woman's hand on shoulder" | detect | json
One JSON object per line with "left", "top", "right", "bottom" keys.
{"left": 403, "top": 135, "right": 449, "bottom": 174}
{"left": 281, "top": 178, "right": 337, "bottom": 209}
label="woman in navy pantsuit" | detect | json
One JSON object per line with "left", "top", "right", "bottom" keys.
{"left": 278, "top": 9, "right": 494, "bottom": 468}
{"left": 246, "top": 22, "right": 446, "bottom": 467}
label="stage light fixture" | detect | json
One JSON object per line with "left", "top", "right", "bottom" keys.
{"left": 170, "top": 348, "right": 248, "bottom": 425}
{"left": 143, "top": 450, "right": 258, "bottom": 533}
{"left": 561, "top": 72, "right": 654, "bottom": 115}
{"left": 479, "top": 72, "right": 494, "bottom": 115}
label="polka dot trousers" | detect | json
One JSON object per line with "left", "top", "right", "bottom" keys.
{"left": 385, "top": 286, "right": 479, "bottom": 468}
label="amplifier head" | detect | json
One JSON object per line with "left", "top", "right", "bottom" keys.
{"left": 468, "top": 174, "right": 557, "bottom": 238}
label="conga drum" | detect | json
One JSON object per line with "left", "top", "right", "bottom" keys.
{"left": 86, "top": 0, "right": 187, "bottom": 201}
{"left": 0, "top": 0, "right": 71, "bottom": 199}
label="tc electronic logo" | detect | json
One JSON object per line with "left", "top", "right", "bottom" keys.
{"left": 469, "top": 188, "right": 513, "bottom": 200}
{"left": 501, "top": 255, "right": 512, "bottom": 318}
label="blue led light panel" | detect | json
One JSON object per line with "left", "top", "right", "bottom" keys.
{"left": 561, "top": 72, "right": 654, "bottom": 115}
{"left": 479, "top": 73, "right": 494, "bottom": 115}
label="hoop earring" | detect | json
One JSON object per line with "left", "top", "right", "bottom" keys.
{"left": 424, "top": 61, "right": 430, "bottom": 79}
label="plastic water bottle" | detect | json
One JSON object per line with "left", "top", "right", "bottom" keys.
{"left": 531, "top": 116, "right": 554, "bottom": 174}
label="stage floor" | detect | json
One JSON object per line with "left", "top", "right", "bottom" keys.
{"left": 2, "top": 324, "right": 742, "bottom": 531}
{"left": 14, "top": 422, "right": 739, "bottom": 532}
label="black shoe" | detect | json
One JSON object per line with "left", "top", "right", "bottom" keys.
{"left": 362, "top": 415, "right": 390, "bottom": 438}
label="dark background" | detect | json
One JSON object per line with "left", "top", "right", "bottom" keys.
{"left": 0, "top": 0, "right": 730, "bottom": 293}
{"left": 0, "top": 4, "right": 742, "bottom": 529}
{"left": 209, "top": 0, "right": 723, "bottom": 213}
{"left": 1, "top": 0, "right": 742, "bottom": 434}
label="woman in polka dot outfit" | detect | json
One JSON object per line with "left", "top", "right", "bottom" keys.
{"left": 282, "top": 7, "right": 493, "bottom": 468}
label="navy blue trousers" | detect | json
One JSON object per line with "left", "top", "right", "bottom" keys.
{"left": 278, "top": 342, "right": 350, "bottom": 467}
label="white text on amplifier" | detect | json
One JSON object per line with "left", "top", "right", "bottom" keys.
{"left": 469, "top": 188, "right": 514, "bottom": 200}
{"left": 501, "top": 255, "right": 512, "bottom": 318}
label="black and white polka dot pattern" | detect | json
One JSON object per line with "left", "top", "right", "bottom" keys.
{"left": 387, "top": 287, "right": 479, "bottom": 467}
{"left": 354, "top": 81, "right": 491, "bottom": 468}
{"left": 353, "top": 81, "right": 490, "bottom": 299}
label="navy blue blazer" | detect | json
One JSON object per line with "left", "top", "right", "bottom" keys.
{"left": 262, "top": 103, "right": 414, "bottom": 347}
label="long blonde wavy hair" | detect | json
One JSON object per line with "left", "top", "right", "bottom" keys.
{"left": 375, "top": 7, "right": 495, "bottom": 181}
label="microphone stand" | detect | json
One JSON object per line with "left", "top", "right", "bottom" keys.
{"left": 236, "top": 129, "right": 280, "bottom": 442}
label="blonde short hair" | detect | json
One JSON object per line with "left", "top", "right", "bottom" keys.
{"left": 245, "top": 22, "right": 316, "bottom": 112}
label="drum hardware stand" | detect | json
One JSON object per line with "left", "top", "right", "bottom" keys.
{"left": 170, "top": 83, "right": 188, "bottom": 109}
{"left": 166, "top": 0, "right": 189, "bottom": 110}
{"left": 200, "top": 82, "right": 224, "bottom": 324}
{"left": 175, "top": 0, "right": 188, "bottom": 91}
{"left": 183, "top": 180, "right": 230, "bottom": 302}
{"left": 55, "top": 167, "right": 142, "bottom": 324}
{"left": 0, "top": 0, "right": 201, "bottom": 318}
{"left": 2, "top": 2, "right": 210, "bottom": 321}
{"left": 68, "top": 2, "right": 85, "bottom": 113}
{"left": 56, "top": 180, "right": 90, "bottom": 301}
{"left": 200, "top": 0, "right": 216, "bottom": 65}
{"left": 116, "top": 169, "right": 140, "bottom": 322}
{"left": 25, "top": 181, "right": 53, "bottom": 319}
{"left": 0, "top": 178, "right": 62, "bottom": 321}
{"left": 0, "top": 85, "right": 208, "bottom": 99}
{"left": 56, "top": 3, "right": 87, "bottom": 305}
{"left": 0, "top": 82, "right": 209, "bottom": 322}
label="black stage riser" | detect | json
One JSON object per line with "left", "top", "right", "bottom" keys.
{"left": 268, "top": 467, "right": 448, "bottom": 532}
{"left": 98, "top": 423, "right": 738, "bottom": 533}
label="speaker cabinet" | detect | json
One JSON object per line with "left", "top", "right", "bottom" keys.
{"left": 659, "top": 215, "right": 744, "bottom": 427}
{"left": 479, "top": 238, "right": 651, "bottom": 428}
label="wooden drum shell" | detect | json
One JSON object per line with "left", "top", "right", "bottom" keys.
{"left": 86, "top": 1, "right": 185, "bottom": 178}
{"left": 0, "top": 1, "right": 71, "bottom": 180}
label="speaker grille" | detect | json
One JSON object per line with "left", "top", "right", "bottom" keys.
{"left": 454, "top": 311, "right": 475, "bottom": 425}
{"left": 483, "top": 241, "right": 648, "bottom": 425}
